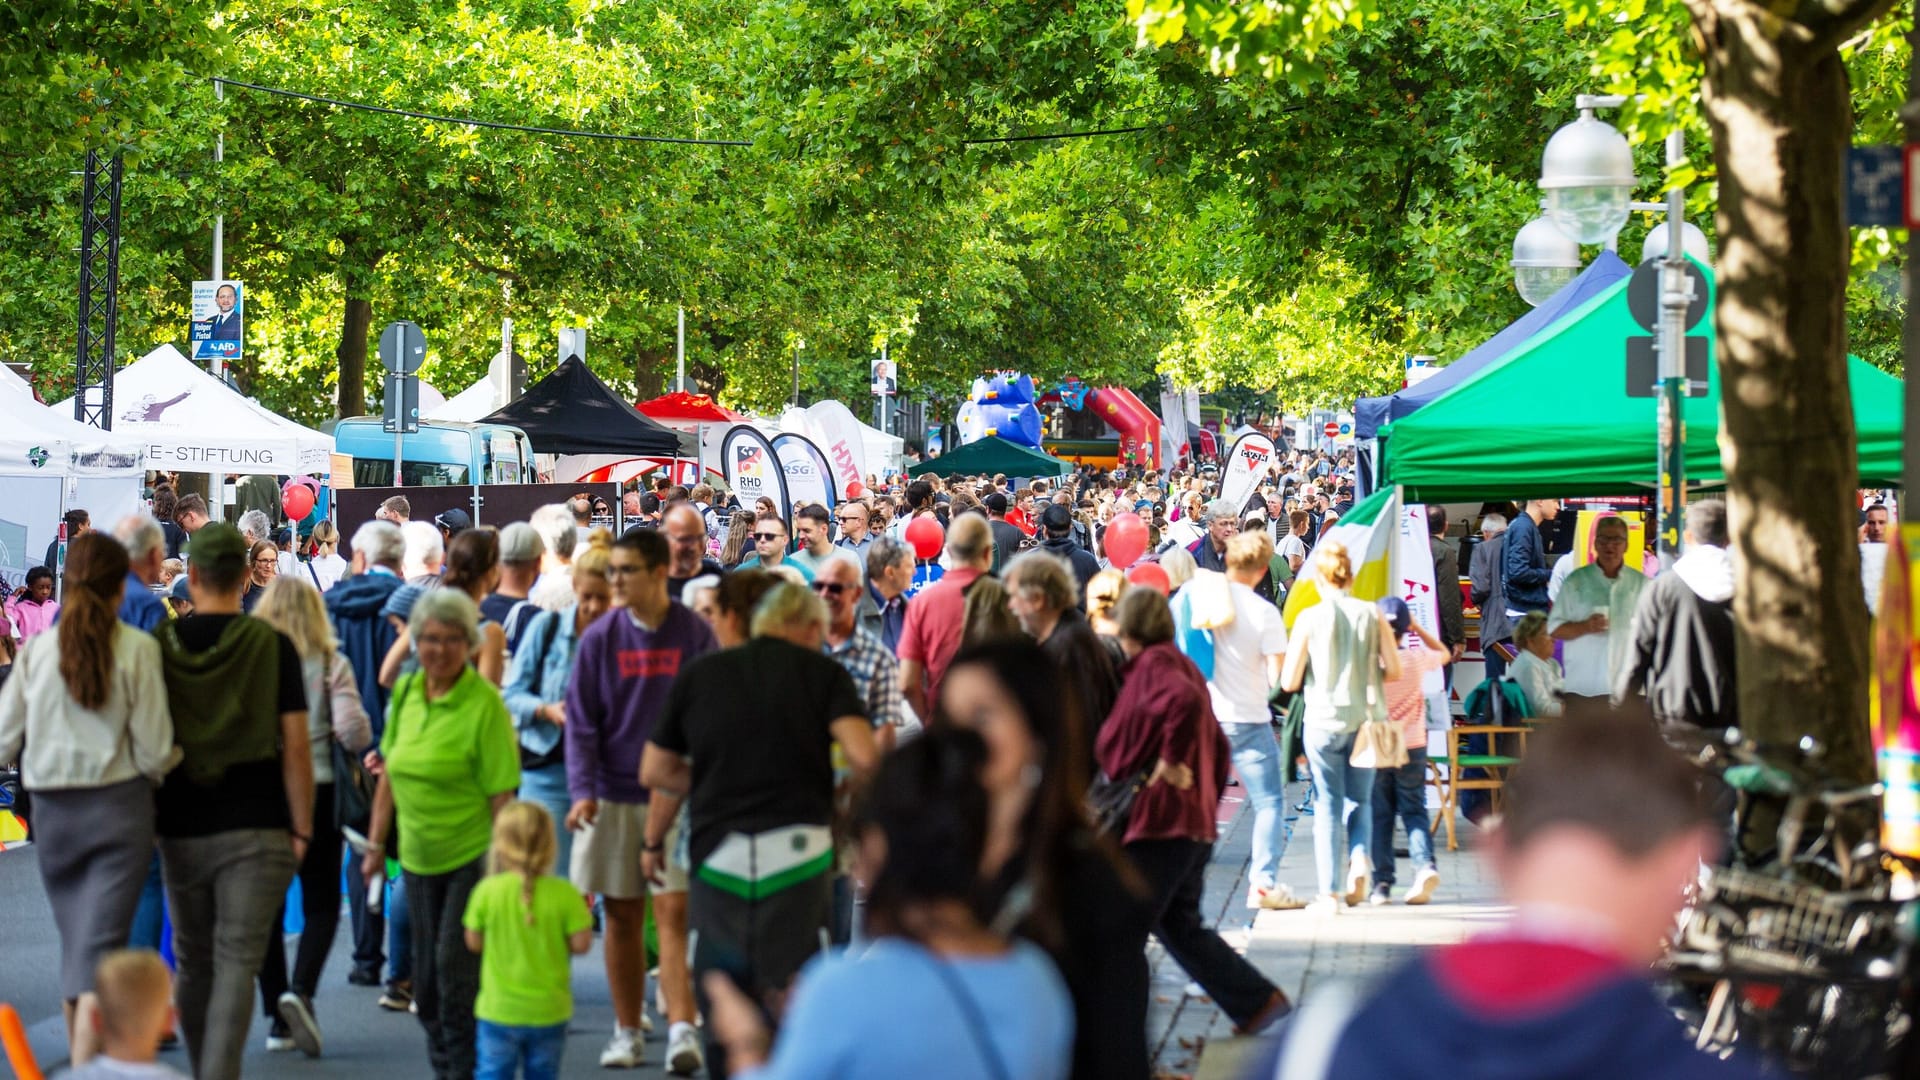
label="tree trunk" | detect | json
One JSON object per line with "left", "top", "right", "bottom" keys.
{"left": 337, "top": 295, "right": 372, "bottom": 418}
{"left": 1687, "top": 0, "right": 1891, "bottom": 782}
{"left": 633, "top": 346, "right": 670, "bottom": 401}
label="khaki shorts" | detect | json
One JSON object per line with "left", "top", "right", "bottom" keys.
{"left": 570, "top": 799, "right": 688, "bottom": 898}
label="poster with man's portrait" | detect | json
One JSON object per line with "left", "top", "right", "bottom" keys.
{"left": 870, "top": 357, "right": 897, "bottom": 397}
{"left": 191, "top": 280, "right": 244, "bottom": 362}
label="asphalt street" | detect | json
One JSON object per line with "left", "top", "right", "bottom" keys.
{"left": 0, "top": 846, "right": 680, "bottom": 1078}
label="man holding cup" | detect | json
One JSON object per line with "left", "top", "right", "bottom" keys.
{"left": 1548, "top": 515, "right": 1647, "bottom": 706}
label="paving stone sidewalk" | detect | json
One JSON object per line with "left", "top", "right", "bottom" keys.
{"left": 1147, "top": 779, "right": 1510, "bottom": 1079}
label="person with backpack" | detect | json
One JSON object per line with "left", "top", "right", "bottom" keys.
{"left": 250, "top": 577, "right": 372, "bottom": 1058}
{"left": 482, "top": 522, "right": 546, "bottom": 661}
{"left": 501, "top": 533, "right": 613, "bottom": 881}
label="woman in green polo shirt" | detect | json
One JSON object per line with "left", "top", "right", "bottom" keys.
{"left": 364, "top": 588, "right": 520, "bottom": 1080}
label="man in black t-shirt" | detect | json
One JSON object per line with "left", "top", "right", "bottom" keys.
{"left": 641, "top": 583, "right": 876, "bottom": 1077}
{"left": 984, "top": 492, "right": 1027, "bottom": 574}
{"left": 154, "top": 522, "right": 313, "bottom": 1078}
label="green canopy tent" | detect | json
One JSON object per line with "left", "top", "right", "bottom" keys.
{"left": 907, "top": 436, "right": 1072, "bottom": 479}
{"left": 1380, "top": 260, "right": 1904, "bottom": 502}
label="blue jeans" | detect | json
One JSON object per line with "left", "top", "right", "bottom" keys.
{"left": 476, "top": 1019, "right": 566, "bottom": 1080}
{"left": 1302, "top": 726, "right": 1374, "bottom": 898}
{"left": 1369, "top": 747, "right": 1434, "bottom": 888}
{"left": 129, "top": 851, "right": 167, "bottom": 952}
{"left": 518, "top": 765, "right": 574, "bottom": 882}
{"left": 1223, "top": 722, "right": 1287, "bottom": 891}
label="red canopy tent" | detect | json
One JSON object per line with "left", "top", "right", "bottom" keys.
{"left": 635, "top": 391, "right": 741, "bottom": 423}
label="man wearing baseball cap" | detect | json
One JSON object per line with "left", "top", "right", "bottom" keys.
{"left": 154, "top": 522, "right": 314, "bottom": 1077}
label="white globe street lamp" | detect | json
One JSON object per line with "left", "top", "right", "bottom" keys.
{"left": 1512, "top": 211, "right": 1585, "bottom": 307}
{"left": 1538, "top": 111, "right": 1637, "bottom": 245}
{"left": 1639, "top": 220, "right": 1712, "bottom": 266}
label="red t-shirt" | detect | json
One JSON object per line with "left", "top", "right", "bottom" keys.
{"left": 897, "top": 567, "right": 984, "bottom": 711}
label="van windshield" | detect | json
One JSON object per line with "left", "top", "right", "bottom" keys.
{"left": 353, "top": 459, "right": 471, "bottom": 487}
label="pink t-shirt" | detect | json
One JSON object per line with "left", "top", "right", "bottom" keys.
{"left": 1385, "top": 646, "right": 1449, "bottom": 749}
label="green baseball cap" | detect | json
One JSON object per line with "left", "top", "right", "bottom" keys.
{"left": 185, "top": 521, "right": 247, "bottom": 570}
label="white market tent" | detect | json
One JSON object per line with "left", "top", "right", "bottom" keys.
{"left": 0, "top": 364, "right": 36, "bottom": 400}
{"left": 859, "top": 418, "right": 905, "bottom": 478}
{"left": 0, "top": 395, "right": 147, "bottom": 580}
{"left": 52, "top": 345, "right": 331, "bottom": 477}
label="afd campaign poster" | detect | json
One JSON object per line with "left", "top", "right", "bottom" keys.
{"left": 190, "top": 280, "right": 245, "bottom": 362}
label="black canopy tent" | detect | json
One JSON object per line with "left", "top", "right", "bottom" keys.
{"left": 480, "top": 357, "right": 693, "bottom": 457}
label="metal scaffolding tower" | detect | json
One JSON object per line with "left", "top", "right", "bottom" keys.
{"left": 74, "top": 149, "right": 124, "bottom": 429}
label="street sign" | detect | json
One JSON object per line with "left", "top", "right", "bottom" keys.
{"left": 382, "top": 371, "right": 420, "bottom": 434}
{"left": 1626, "top": 261, "right": 1709, "bottom": 333}
{"left": 1322, "top": 421, "right": 1339, "bottom": 438}
{"left": 379, "top": 320, "right": 426, "bottom": 375}
{"left": 1626, "top": 337, "right": 1709, "bottom": 398}
{"left": 1847, "top": 145, "right": 1905, "bottom": 227}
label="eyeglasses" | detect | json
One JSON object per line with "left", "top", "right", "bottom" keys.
{"left": 254, "top": 557, "right": 278, "bottom": 567}
{"left": 755, "top": 532, "right": 785, "bottom": 542}
{"left": 811, "top": 581, "right": 850, "bottom": 596}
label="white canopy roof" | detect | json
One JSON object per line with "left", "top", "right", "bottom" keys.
{"left": 52, "top": 345, "right": 331, "bottom": 476}
{"left": 0, "top": 364, "right": 36, "bottom": 400}
{"left": 0, "top": 396, "right": 145, "bottom": 479}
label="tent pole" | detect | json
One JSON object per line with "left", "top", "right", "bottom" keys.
{"left": 676, "top": 306, "right": 686, "bottom": 394}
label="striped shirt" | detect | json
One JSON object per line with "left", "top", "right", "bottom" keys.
{"left": 1385, "top": 647, "right": 1449, "bottom": 749}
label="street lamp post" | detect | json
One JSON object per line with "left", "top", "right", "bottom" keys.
{"left": 1518, "top": 94, "right": 1703, "bottom": 560}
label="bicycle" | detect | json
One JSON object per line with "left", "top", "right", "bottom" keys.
{"left": 1658, "top": 730, "right": 1919, "bottom": 1077}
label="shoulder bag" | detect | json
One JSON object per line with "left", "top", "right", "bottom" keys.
{"left": 328, "top": 654, "right": 376, "bottom": 832}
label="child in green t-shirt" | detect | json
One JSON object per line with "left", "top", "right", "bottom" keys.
{"left": 463, "top": 801, "right": 593, "bottom": 1080}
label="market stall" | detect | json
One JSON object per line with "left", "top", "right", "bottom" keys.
{"left": 50, "top": 344, "right": 332, "bottom": 476}
{"left": 481, "top": 358, "right": 693, "bottom": 458}
{"left": 1379, "top": 260, "right": 1903, "bottom": 500}
{"left": 907, "top": 436, "right": 1071, "bottom": 478}
{"left": 0, "top": 402, "right": 147, "bottom": 579}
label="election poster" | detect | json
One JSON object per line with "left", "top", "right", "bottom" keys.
{"left": 190, "top": 280, "right": 245, "bottom": 362}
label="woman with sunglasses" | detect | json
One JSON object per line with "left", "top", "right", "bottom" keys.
{"left": 242, "top": 539, "right": 280, "bottom": 613}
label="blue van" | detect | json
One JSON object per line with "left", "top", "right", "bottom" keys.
{"left": 333, "top": 418, "right": 537, "bottom": 487}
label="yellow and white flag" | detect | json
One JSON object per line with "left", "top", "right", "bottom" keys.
{"left": 1282, "top": 486, "right": 1400, "bottom": 631}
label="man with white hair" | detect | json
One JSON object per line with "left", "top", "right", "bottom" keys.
{"left": 527, "top": 504, "right": 578, "bottom": 612}
{"left": 324, "top": 520, "right": 408, "bottom": 990}
{"left": 379, "top": 521, "right": 445, "bottom": 636}
{"left": 113, "top": 515, "right": 171, "bottom": 631}
{"left": 237, "top": 509, "right": 272, "bottom": 548}
{"left": 1469, "top": 513, "right": 1514, "bottom": 681}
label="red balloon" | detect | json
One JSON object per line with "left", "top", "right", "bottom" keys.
{"left": 1127, "top": 562, "right": 1171, "bottom": 596}
{"left": 846, "top": 480, "right": 865, "bottom": 499}
{"left": 281, "top": 483, "right": 316, "bottom": 522}
{"left": 904, "top": 515, "right": 945, "bottom": 560}
{"left": 1104, "top": 511, "right": 1148, "bottom": 568}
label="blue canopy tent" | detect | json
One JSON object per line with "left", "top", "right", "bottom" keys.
{"left": 1355, "top": 250, "right": 1633, "bottom": 439}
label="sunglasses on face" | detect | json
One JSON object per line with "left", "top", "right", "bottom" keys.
{"left": 755, "top": 532, "right": 785, "bottom": 542}
{"left": 811, "top": 581, "right": 850, "bottom": 596}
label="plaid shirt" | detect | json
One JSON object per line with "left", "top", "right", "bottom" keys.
{"left": 825, "top": 627, "right": 908, "bottom": 733}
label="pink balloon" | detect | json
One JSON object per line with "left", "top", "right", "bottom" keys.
{"left": 904, "top": 515, "right": 945, "bottom": 561}
{"left": 281, "top": 483, "right": 316, "bottom": 522}
{"left": 1104, "top": 511, "right": 1148, "bottom": 568}
{"left": 1126, "top": 562, "right": 1171, "bottom": 596}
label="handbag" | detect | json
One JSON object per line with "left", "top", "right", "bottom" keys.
{"left": 1087, "top": 768, "right": 1147, "bottom": 836}
{"left": 323, "top": 654, "right": 375, "bottom": 831}
{"left": 1348, "top": 718, "right": 1408, "bottom": 770}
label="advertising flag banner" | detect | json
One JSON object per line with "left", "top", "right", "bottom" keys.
{"left": 190, "top": 280, "right": 245, "bottom": 362}
{"left": 1283, "top": 486, "right": 1400, "bottom": 632}
{"left": 721, "top": 424, "right": 789, "bottom": 521}
{"left": 1220, "top": 431, "right": 1277, "bottom": 512}
{"left": 805, "top": 400, "right": 870, "bottom": 497}
{"left": 1394, "top": 503, "right": 1445, "bottom": 695}
{"left": 772, "top": 432, "right": 836, "bottom": 509}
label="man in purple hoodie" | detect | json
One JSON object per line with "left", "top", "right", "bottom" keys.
{"left": 1248, "top": 711, "right": 1768, "bottom": 1080}
{"left": 565, "top": 529, "right": 716, "bottom": 1069}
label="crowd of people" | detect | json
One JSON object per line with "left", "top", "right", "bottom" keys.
{"left": 0, "top": 438, "right": 1808, "bottom": 1080}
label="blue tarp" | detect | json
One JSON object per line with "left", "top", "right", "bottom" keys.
{"left": 1354, "top": 250, "right": 1633, "bottom": 439}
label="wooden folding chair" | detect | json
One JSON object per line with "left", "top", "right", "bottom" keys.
{"left": 1438, "top": 724, "right": 1531, "bottom": 852}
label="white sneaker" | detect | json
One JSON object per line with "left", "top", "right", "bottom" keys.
{"left": 1406, "top": 865, "right": 1441, "bottom": 906}
{"left": 276, "top": 992, "right": 322, "bottom": 1058}
{"left": 1344, "top": 851, "right": 1372, "bottom": 907}
{"left": 667, "top": 1023, "right": 704, "bottom": 1076}
{"left": 1306, "top": 893, "right": 1342, "bottom": 916}
{"left": 599, "top": 1028, "right": 644, "bottom": 1068}
{"left": 1248, "top": 885, "right": 1306, "bottom": 911}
